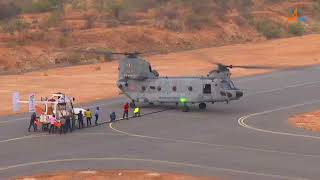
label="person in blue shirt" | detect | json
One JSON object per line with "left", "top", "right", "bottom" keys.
{"left": 110, "top": 112, "right": 116, "bottom": 122}
{"left": 94, "top": 107, "right": 100, "bottom": 125}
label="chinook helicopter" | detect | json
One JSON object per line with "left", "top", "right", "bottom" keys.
{"left": 114, "top": 52, "right": 278, "bottom": 110}
{"left": 83, "top": 50, "right": 275, "bottom": 110}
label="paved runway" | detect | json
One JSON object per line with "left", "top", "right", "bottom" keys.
{"left": 1, "top": 66, "right": 320, "bottom": 180}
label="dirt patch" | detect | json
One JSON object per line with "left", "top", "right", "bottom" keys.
{"left": 1, "top": 34, "right": 320, "bottom": 116}
{"left": 289, "top": 111, "right": 320, "bottom": 132}
{"left": 13, "top": 170, "right": 216, "bottom": 180}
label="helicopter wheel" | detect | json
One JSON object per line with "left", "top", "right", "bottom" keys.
{"left": 199, "top": 103, "right": 206, "bottom": 110}
{"left": 182, "top": 104, "right": 190, "bottom": 112}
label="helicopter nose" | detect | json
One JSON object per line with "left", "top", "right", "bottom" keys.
{"left": 236, "top": 91, "right": 243, "bottom": 98}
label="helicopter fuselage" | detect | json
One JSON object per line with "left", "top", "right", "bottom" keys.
{"left": 116, "top": 55, "right": 243, "bottom": 109}
{"left": 117, "top": 76, "right": 243, "bottom": 105}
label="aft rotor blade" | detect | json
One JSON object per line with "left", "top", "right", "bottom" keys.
{"left": 205, "top": 60, "right": 292, "bottom": 70}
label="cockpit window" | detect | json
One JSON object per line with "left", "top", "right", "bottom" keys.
{"left": 229, "top": 81, "right": 236, "bottom": 89}
{"left": 221, "top": 80, "right": 235, "bottom": 90}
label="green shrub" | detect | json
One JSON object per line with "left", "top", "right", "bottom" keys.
{"left": 46, "top": 11, "right": 62, "bottom": 27}
{"left": 2, "top": 18, "right": 30, "bottom": 34}
{"left": 255, "top": 20, "right": 283, "bottom": 39}
{"left": 314, "top": 0, "right": 320, "bottom": 11}
{"left": 29, "top": 31, "right": 46, "bottom": 41}
{"left": 164, "top": 19, "right": 183, "bottom": 31}
{"left": 94, "top": 0, "right": 124, "bottom": 18}
{"left": 184, "top": 14, "right": 212, "bottom": 30}
{"left": 288, "top": 22, "right": 305, "bottom": 36}
{"left": 312, "top": 22, "right": 320, "bottom": 32}
{"left": 70, "top": 0, "right": 87, "bottom": 11}
{"left": 55, "top": 52, "right": 82, "bottom": 64}
{"left": 67, "top": 53, "right": 82, "bottom": 64}
{"left": 0, "top": 2, "right": 21, "bottom": 20}
{"left": 106, "top": 0, "right": 127, "bottom": 19}
{"left": 216, "top": 0, "right": 231, "bottom": 9}
{"left": 84, "top": 15, "right": 96, "bottom": 29}
{"left": 123, "top": 0, "right": 160, "bottom": 12}
{"left": 22, "top": 0, "right": 63, "bottom": 13}
{"left": 58, "top": 36, "right": 69, "bottom": 48}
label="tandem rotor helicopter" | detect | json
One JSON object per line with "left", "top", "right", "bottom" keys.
{"left": 82, "top": 50, "right": 277, "bottom": 110}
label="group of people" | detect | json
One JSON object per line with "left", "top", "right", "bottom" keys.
{"left": 77, "top": 107, "right": 100, "bottom": 129}
{"left": 28, "top": 107, "right": 101, "bottom": 134}
{"left": 108, "top": 102, "right": 140, "bottom": 122}
{"left": 28, "top": 102, "right": 142, "bottom": 133}
{"left": 122, "top": 102, "right": 141, "bottom": 120}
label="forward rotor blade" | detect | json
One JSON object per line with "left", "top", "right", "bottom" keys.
{"left": 230, "top": 65, "right": 277, "bottom": 69}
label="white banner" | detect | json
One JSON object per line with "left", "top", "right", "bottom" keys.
{"left": 12, "top": 92, "right": 20, "bottom": 112}
{"left": 29, "top": 93, "right": 36, "bottom": 112}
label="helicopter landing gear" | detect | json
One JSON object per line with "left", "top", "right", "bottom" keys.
{"left": 182, "top": 103, "right": 190, "bottom": 112}
{"left": 199, "top": 103, "right": 206, "bottom": 110}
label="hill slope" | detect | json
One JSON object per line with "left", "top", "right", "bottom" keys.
{"left": 0, "top": 0, "right": 319, "bottom": 73}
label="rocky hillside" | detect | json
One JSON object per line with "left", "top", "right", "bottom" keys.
{"left": 0, "top": 0, "right": 319, "bottom": 73}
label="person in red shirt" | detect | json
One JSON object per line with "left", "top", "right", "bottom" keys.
{"left": 123, "top": 102, "right": 129, "bottom": 120}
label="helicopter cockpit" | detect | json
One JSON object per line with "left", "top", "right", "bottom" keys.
{"left": 221, "top": 80, "right": 237, "bottom": 90}
{"left": 220, "top": 79, "right": 243, "bottom": 99}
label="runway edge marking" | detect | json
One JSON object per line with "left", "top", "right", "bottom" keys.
{"left": 0, "top": 157, "right": 309, "bottom": 180}
{"left": 0, "top": 133, "right": 126, "bottom": 144}
{"left": 238, "top": 99, "right": 320, "bottom": 139}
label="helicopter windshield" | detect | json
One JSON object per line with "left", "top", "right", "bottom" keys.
{"left": 221, "top": 80, "right": 236, "bottom": 90}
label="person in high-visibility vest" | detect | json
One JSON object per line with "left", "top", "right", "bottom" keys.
{"left": 180, "top": 97, "right": 189, "bottom": 112}
{"left": 134, "top": 107, "right": 140, "bottom": 117}
{"left": 84, "top": 109, "right": 92, "bottom": 127}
